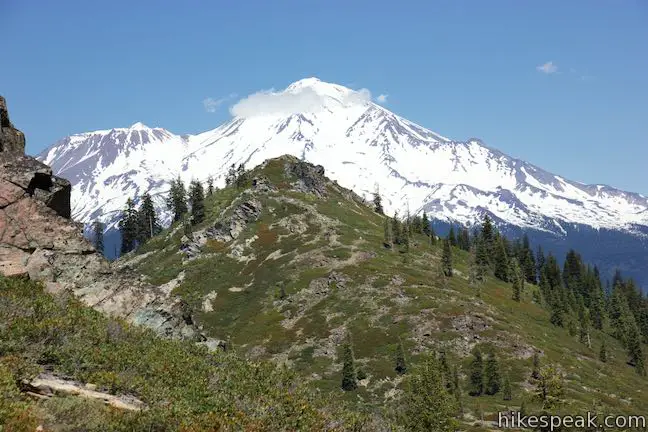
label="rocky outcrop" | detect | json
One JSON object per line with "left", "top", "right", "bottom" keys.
{"left": 180, "top": 198, "right": 263, "bottom": 259}
{"left": 284, "top": 159, "right": 328, "bottom": 197}
{"left": 0, "top": 96, "right": 26, "bottom": 154}
{"left": 0, "top": 96, "right": 214, "bottom": 345}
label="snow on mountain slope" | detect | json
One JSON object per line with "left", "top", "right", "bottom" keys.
{"left": 38, "top": 77, "right": 648, "bottom": 240}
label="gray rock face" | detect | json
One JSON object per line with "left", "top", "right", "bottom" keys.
{"left": 0, "top": 96, "right": 26, "bottom": 154}
{"left": 285, "top": 159, "right": 328, "bottom": 197}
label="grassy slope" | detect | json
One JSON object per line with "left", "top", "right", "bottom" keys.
{"left": 0, "top": 276, "right": 370, "bottom": 431}
{"left": 130, "top": 156, "right": 646, "bottom": 422}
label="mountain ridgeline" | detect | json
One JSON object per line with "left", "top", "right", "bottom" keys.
{"left": 110, "top": 155, "right": 648, "bottom": 423}
{"left": 37, "top": 78, "right": 648, "bottom": 287}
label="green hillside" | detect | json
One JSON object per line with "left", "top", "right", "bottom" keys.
{"left": 126, "top": 156, "right": 647, "bottom": 422}
{"left": 3, "top": 155, "right": 645, "bottom": 431}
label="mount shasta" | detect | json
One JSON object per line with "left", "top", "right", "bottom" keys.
{"left": 38, "top": 77, "right": 648, "bottom": 286}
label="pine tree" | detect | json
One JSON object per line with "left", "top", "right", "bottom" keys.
{"left": 137, "top": 192, "right": 161, "bottom": 242}
{"left": 383, "top": 216, "right": 393, "bottom": 249}
{"left": 627, "top": 319, "right": 646, "bottom": 375}
{"left": 392, "top": 212, "right": 402, "bottom": 245}
{"left": 447, "top": 226, "right": 457, "bottom": 247}
{"left": 401, "top": 354, "right": 457, "bottom": 432}
{"left": 493, "top": 236, "right": 509, "bottom": 281}
{"left": 452, "top": 365, "right": 460, "bottom": 397}
{"left": 510, "top": 258, "right": 523, "bottom": 302}
{"left": 458, "top": 227, "right": 471, "bottom": 251}
{"left": 373, "top": 190, "right": 384, "bottom": 214}
{"left": 502, "top": 373, "right": 512, "bottom": 401}
{"left": 468, "top": 349, "right": 484, "bottom": 396}
{"left": 484, "top": 352, "right": 501, "bottom": 395}
{"left": 92, "top": 220, "right": 105, "bottom": 255}
{"left": 442, "top": 239, "right": 453, "bottom": 277}
{"left": 225, "top": 164, "right": 237, "bottom": 186}
{"left": 421, "top": 211, "right": 431, "bottom": 237}
{"left": 438, "top": 350, "right": 453, "bottom": 392}
{"left": 534, "top": 365, "right": 564, "bottom": 410}
{"left": 599, "top": 340, "right": 607, "bottom": 363}
{"left": 480, "top": 214, "right": 495, "bottom": 255}
{"left": 118, "top": 197, "right": 139, "bottom": 254}
{"left": 167, "top": 177, "right": 188, "bottom": 223}
{"left": 235, "top": 163, "right": 248, "bottom": 188}
{"left": 475, "top": 237, "right": 490, "bottom": 281}
{"left": 531, "top": 351, "right": 541, "bottom": 381}
{"left": 341, "top": 334, "right": 358, "bottom": 391}
{"left": 207, "top": 175, "right": 214, "bottom": 196}
{"left": 188, "top": 180, "right": 206, "bottom": 225}
{"left": 395, "top": 339, "right": 407, "bottom": 375}
{"left": 579, "top": 306, "right": 592, "bottom": 348}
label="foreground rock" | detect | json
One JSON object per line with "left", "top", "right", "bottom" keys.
{"left": 0, "top": 96, "right": 215, "bottom": 345}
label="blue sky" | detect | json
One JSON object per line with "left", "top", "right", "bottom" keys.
{"left": 1, "top": 0, "right": 647, "bottom": 194}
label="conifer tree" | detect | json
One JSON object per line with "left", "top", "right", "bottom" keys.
{"left": 599, "top": 340, "right": 607, "bottom": 363}
{"left": 502, "top": 373, "right": 512, "bottom": 401}
{"left": 225, "top": 164, "right": 237, "bottom": 186}
{"left": 207, "top": 175, "right": 214, "bottom": 196}
{"left": 438, "top": 350, "right": 453, "bottom": 392}
{"left": 395, "top": 339, "right": 407, "bottom": 375}
{"left": 401, "top": 354, "right": 457, "bottom": 432}
{"left": 510, "top": 257, "right": 523, "bottom": 302}
{"left": 468, "top": 349, "right": 484, "bottom": 396}
{"left": 391, "top": 211, "right": 402, "bottom": 245}
{"left": 484, "top": 352, "right": 501, "bottom": 395}
{"left": 475, "top": 237, "right": 490, "bottom": 281}
{"left": 137, "top": 192, "right": 161, "bottom": 242}
{"left": 627, "top": 320, "right": 646, "bottom": 375}
{"left": 402, "top": 227, "right": 410, "bottom": 254}
{"left": 493, "top": 236, "right": 509, "bottom": 281}
{"left": 452, "top": 365, "right": 460, "bottom": 397}
{"left": 341, "top": 334, "right": 358, "bottom": 391}
{"left": 421, "top": 211, "right": 431, "bottom": 237}
{"left": 235, "top": 163, "right": 248, "bottom": 188}
{"left": 442, "top": 239, "right": 453, "bottom": 277}
{"left": 188, "top": 180, "right": 206, "bottom": 225}
{"left": 447, "top": 226, "right": 457, "bottom": 247}
{"left": 480, "top": 214, "right": 495, "bottom": 255}
{"left": 458, "top": 227, "right": 471, "bottom": 251}
{"left": 92, "top": 220, "right": 105, "bottom": 255}
{"left": 531, "top": 351, "right": 541, "bottom": 381}
{"left": 167, "top": 176, "right": 188, "bottom": 223}
{"left": 118, "top": 197, "right": 139, "bottom": 254}
{"left": 372, "top": 189, "right": 384, "bottom": 215}
{"left": 534, "top": 365, "right": 564, "bottom": 410}
{"left": 579, "top": 306, "right": 592, "bottom": 348}
{"left": 383, "top": 216, "right": 393, "bottom": 249}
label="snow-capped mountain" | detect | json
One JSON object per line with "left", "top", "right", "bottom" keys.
{"left": 38, "top": 77, "right": 648, "bottom": 283}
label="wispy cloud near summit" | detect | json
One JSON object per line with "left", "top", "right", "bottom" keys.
{"left": 536, "top": 61, "right": 558, "bottom": 74}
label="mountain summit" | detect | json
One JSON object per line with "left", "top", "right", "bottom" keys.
{"left": 37, "top": 78, "right": 648, "bottom": 283}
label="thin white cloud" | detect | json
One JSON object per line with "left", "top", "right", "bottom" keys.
{"left": 203, "top": 93, "right": 238, "bottom": 113}
{"left": 376, "top": 94, "right": 388, "bottom": 104}
{"left": 230, "top": 86, "right": 372, "bottom": 118}
{"left": 536, "top": 61, "right": 558, "bottom": 74}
